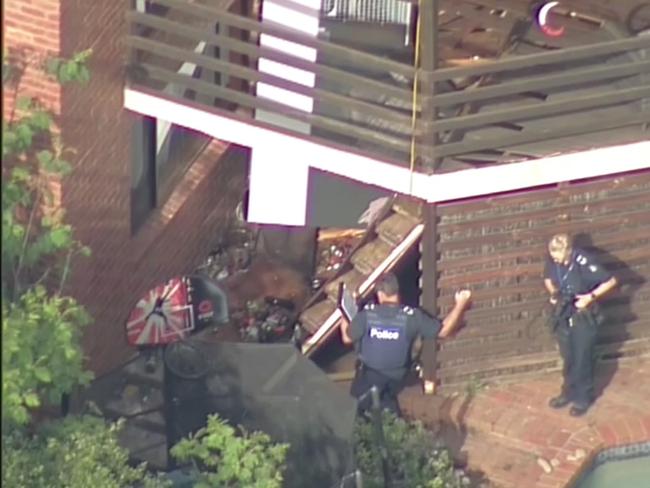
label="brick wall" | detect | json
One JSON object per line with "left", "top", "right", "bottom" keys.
{"left": 3, "top": 0, "right": 61, "bottom": 118}
{"left": 5, "top": 0, "right": 247, "bottom": 375}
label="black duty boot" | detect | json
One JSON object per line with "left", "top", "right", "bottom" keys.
{"left": 569, "top": 402, "right": 592, "bottom": 417}
{"left": 548, "top": 394, "right": 572, "bottom": 409}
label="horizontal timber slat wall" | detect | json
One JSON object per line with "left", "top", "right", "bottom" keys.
{"left": 432, "top": 170, "right": 650, "bottom": 387}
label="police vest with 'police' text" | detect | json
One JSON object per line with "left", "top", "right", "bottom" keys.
{"left": 359, "top": 305, "right": 412, "bottom": 371}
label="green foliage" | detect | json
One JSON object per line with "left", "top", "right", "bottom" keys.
{"left": 2, "top": 287, "right": 92, "bottom": 427}
{"left": 2, "top": 105, "right": 87, "bottom": 301}
{"left": 170, "top": 413, "right": 289, "bottom": 488}
{"left": 44, "top": 49, "right": 92, "bottom": 85}
{"left": 1, "top": 415, "right": 170, "bottom": 488}
{"left": 2, "top": 97, "right": 53, "bottom": 159}
{"left": 2, "top": 54, "right": 93, "bottom": 428}
{"left": 2, "top": 51, "right": 93, "bottom": 425}
{"left": 355, "top": 412, "right": 469, "bottom": 488}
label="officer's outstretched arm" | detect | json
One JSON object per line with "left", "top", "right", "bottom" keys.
{"left": 340, "top": 316, "right": 353, "bottom": 345}
{"left": 439, "top": 290, "right": 472, "bottom": 339}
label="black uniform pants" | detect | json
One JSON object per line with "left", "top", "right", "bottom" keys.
{"left": 554, "top": 314, "right": 597, "bottom": 407}
{"left": 350, "top": 364, "right": 404, "bottom": 416}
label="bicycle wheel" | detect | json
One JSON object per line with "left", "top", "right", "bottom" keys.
{"left": 163, "top": 340, "right": 210, "bottom": 380}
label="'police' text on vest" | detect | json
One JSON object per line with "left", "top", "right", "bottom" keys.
{"left": 369, "top": 327, "right": 401, "bottom": 340}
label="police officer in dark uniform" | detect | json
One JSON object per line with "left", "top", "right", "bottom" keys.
{"left": 544, "top": 233, "right": 618, "bottom": 416}
{"left": 340, "top": 273, "right": 472, "bottom": 415}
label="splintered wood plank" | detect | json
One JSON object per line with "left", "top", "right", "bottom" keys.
{"left": 377, "top": 212, "right": 421, "bottom": 247}
{"left": 323, "top": 268, "right": 367, "bottom": 302}
{"left": 299, "top": 300, "right": 337, "bottom": 334}
{"left": 350, "top": 239, "right": 394, "bottom": 275}
{"left": 392, "top": 197, "right": 424, "bottom": 220}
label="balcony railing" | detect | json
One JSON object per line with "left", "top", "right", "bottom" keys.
{"left": 125, "top": 0, "right": 650, "bottom": 173}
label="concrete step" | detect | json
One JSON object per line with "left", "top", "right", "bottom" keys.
{"left": 437, "top": 350, "right": 561, "bottom": 387}
{"left": 438, "top": 369, "right": 561, "bottom": 396}
{"left": 437, "top": 337, "right": 650, "bottom": 391}
{"left": 438, "top": 336, "right": 557, "bottom": 365}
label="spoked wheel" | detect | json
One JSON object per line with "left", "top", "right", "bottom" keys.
{"left": 163, "top": 340, "right": 210, "bottom": 380}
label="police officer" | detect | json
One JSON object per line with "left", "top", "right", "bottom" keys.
{"left": 340, "top": 273, "right": 472, "bottom": 415}
{"left": 544, "top": 233, "right": 618, "bottom": 416}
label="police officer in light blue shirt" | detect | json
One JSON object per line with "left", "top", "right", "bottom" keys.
{"left": 544, "top": 233, "right": 618, "bottom": 416}
{"left": 340, "top": 273, "right": 471, "bottom": 415}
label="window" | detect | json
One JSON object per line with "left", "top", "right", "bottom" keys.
{"left": 130, "top": 115, "right": 209, "bottom": 234}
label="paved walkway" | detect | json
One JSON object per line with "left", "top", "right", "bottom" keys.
{"left": 400, "top": 358, "right": 650, "bottom": 488}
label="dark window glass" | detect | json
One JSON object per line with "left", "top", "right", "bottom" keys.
{"left": 130, "top": 114, "right": 156, "bottom": 234}
{"left": 154, "top": 122, "right": 208, "bottom": 206}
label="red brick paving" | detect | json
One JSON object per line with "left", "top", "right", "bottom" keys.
{"left": 401, "top": 358, "right": 650, "bottom": 487}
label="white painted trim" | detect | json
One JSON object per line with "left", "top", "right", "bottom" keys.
{"left": 248, "top": 147, "right": 310, "bottom": 225}
{"left": 301, "top": 309, "right": 342, "bottom": 355}
{"left": 257, "top": 0, "right": 318, "bottom": 113}
{"left": 124, "top": 87, "right": 650, "bottom": 207}
{"left": 430, "top": 143, "right": 650, "bottom": 202}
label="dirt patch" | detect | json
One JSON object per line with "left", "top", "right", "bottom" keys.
{"left": 221, "top": 257, "right": 311, "bottom": 312}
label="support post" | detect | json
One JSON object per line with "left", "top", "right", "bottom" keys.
{"left": 419, "top": 203, "right": 438, "bottom": 386}
{"left": 417, "top": 0, "right": 439, "bottom": 173}
{"left": 417, "top": 0, "right": 440, "bottom": 387}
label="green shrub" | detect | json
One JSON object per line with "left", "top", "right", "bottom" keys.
{"left": 1, "top": 416, "right": 168, "bottom": 488}
{"left": 170, "top": 413, "right": 289, "bottom": 488}
{"left": 355, "top": 412, "right": 469, "bottom": 488}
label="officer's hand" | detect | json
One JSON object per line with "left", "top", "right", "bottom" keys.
{"left": 575, "top": 294, "right": 592, "bottom": 309}
{"left": 454, "top": 289, "right": 471, "bottom": 305}
{"left": 549, "top": 295, "right": 558, "bottom": 305}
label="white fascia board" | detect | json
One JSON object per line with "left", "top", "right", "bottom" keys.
{"left": 430, "top": 141, "right": 650, "bottom": 201}
{"left": 124, "top": 88, "right": 433, "bottom": 200}
{"left": 124, "top": 87, "right": 650, "bottom": 202}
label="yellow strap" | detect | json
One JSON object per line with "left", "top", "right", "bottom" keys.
{"left": 408, "top": 0, "right": 422, "bottom": 195}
